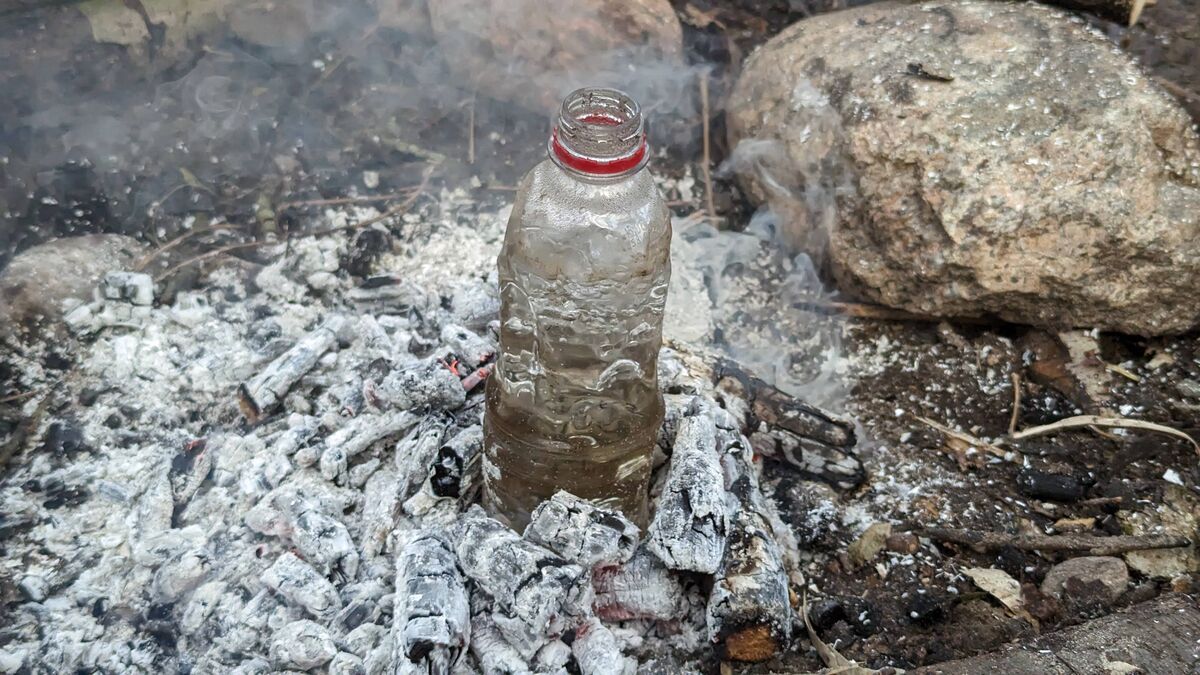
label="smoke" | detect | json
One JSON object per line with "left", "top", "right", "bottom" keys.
{"left": 693, "top": 77, "right": 856, "bottom": 408}
{"left": 0, "top": 0, "right": 718, "bottom": 264}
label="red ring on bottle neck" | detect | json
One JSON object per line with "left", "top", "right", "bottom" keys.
{"left": 550, "top": 128, "right": 648, "bottom": 177}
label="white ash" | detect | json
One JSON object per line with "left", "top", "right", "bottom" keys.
{"left": 0, "top": 194, "right": 858, "bottom": 674}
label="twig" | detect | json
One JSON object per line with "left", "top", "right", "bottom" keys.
{"left": 698, "top": 71, "right": 717, "bottom": 224}
{"left": 792, "top": 300, "right": 993, "bottom": 324}
{"left": 153, "top": 241, "right": 269, "bottom": 284}
{"left": 0, "top": 388, "right": 40, "bottom": 404}
{"left": 134, "top": 223, "right": 231, "bottom": 272}
{"left": 915, "top": 416, "right": 1008, "bottom": 459}
{"left": 1007, "top": 415, "right": 1199, "bottom": 456}
{"left": 277, "top": 190, "right": 417, "bottom": 210}
{"left": 1104, "top": 362, "right": 1141, "bottom": 382}
{"left": 1156, "top": 76, "right": 1200, "bottom": 103}
{"left": 467, "top": 93, "right": 476, "bottom": 166}
{"left": 921, "top": 527, "right": 1189, "bottom": 556}
{"left": 1008, "top": 372, "right": 1022, "bottom": 435}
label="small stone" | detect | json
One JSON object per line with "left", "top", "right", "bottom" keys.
{"left": 18, "top": 575, "right": 48, "bottom": 602}
{"left": 1040, "top": 556, "right": 1129, "bottom": 607}
{"left": 1015, "top": 469, "right": 1089, "bottom": 503}
{"left": 885, "top": 532, "right": 919, "bottom": 554}
{"left": 847, "top": 522, "right": 891, "bottom": 568}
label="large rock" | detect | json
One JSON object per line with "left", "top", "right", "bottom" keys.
{"left": 427, "top": 0, "right": 684, "bottom": 111}
{"left": 727, "top": 0, "right": 1200, "bottom": 336}
{"left": 0, "top": 234, "right": 146, "bottom": 342}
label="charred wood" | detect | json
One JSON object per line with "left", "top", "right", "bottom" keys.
{"left": 707, "top": 444, "right": 792, "bottom": 663}
{"left": 453, "top": 507, "right": 591, "bottom": 658}
{"left": 592, "top": 545, "right": 684, "bottom": 622}
{"left": 524, "top": 491, "right": 640, "bottom": 568}
{"left": 646, "top": 409, "right": 727, "bottom": 574}
{"left": 239, "top": 315, "right": 347, "bottom": 422}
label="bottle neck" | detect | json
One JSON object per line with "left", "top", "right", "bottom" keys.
{"left": 548, "top": 88, "right": 648, "bottom": 182}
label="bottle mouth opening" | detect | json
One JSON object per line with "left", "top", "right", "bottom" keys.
{"left": 549, "top": 87, "right": 648, "bottom": 178}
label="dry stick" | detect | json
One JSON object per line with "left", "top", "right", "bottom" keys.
{"left": 467, "top": 92, "right": 476, "bottom": 166}
{"left": 1156, "top": 76, "right": 1200, "bottom": 103}
{"left": 1008, "top": 372, "right": 1022, "bottom": 436}
{"left": 698, "top": 71, "right": 717, "bottom": 223}
{"left": 155, "top": 167, "right": 433, "bottom": 284}
{"left": 921, "top": 527, "right": 1189, "bottom": 556}
{"left": 134, "top": 222, "right": 233, "bottom": 272}
{"left": 794, "top": 300, "right": 994, "bottom": 325}
{"left": 1007, "top": 415, "right": 1200, "bottom": 456}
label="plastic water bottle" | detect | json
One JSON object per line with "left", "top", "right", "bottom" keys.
{"left": 483, "top": 87, "right": 672, "bottom": 529}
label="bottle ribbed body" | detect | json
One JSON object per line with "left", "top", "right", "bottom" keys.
{"left": 483, "top": 92, "right": 670, "bottom": 528}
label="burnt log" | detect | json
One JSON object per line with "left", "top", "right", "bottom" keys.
{"left": 707, "top": 442, "right": 793, "bottom": 663}
{"left": 453, "top": 507, "right": 591, "bottom": 658}
{"left": 572, "top": 616, "right": 636, "bottom": 675}
{"left": 430, "top": 424, "right": 483, "bottom": 500}
{"left": 710, "top": 357, "right": 864, "bottom": 489}
{"left": 592, "top": 545, "right": 685, "bottom": 621}
{"left": 318, "top": 411, "right": 419, "bottom": 481}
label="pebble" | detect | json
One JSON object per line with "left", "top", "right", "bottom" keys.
{"left": 1040, "top": 556, "right": 1129, "bottom": 607}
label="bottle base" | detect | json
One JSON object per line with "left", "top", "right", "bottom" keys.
{"left": 482, "top": 412, "right": 656, "bottom": 531}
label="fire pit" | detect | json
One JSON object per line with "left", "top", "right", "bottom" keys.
{"left": 3, "top": 1, "right": 1200, "bottom": 673}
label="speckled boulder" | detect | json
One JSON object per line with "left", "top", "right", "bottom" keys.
{"left": 727, "top": 0, "right": 1200, "bottom": 336}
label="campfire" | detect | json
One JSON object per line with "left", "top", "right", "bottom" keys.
{"left": 2, "top": 0, "right": 1200, "bottom": 673}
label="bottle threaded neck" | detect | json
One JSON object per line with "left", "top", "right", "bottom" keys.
{"left": 549, "top": 87, "right": 648, "bottom": 179}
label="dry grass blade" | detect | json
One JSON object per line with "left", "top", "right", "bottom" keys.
{"left": 915, "top": 415, "right": 1008, "bottom": 459}
{"left": 801, "top": 594, "right": 885, "bottom": 674}
{"left": 1008, "top": 415, "right": 1200, "bottom": 456}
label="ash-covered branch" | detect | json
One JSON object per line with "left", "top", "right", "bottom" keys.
{"left": 710, "top": 357, "right": 864, "bottom": 489}
{"left": 377, "top": 359, "right": 466, "bottom": 412}
{"left": 439, "top": 323, "right": 496, "bottom": 369}
{"left": 707, "top": 444, "right": 793, "bottom": 663}
{"left": 469, "top": 611, "right": 529, "bottom": 675}
{"left": 524, "top": 491, "right": 640, "bottom": 568}
{"left": 239, "top": 315, "right": 347, "bottom": 422}
{"left": 453, "top": 507, "right": 591, "bottom": 658}
{"left": 592, "top": 545, "right": 685, "bottom": 622}
{"left": 318, "top": 411, "right": 418, "bottom": 481}
{"left": 646, "top": 408, "right": 727, "bottom": 574}
{"left": 430, "top": 424, "right": 483, "bottom": 501}
{"left": 395, "top": 414, "right": 452, "bottom": 506}
{"left": 393, "top": 530, "right": 470, "bottom": 674}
